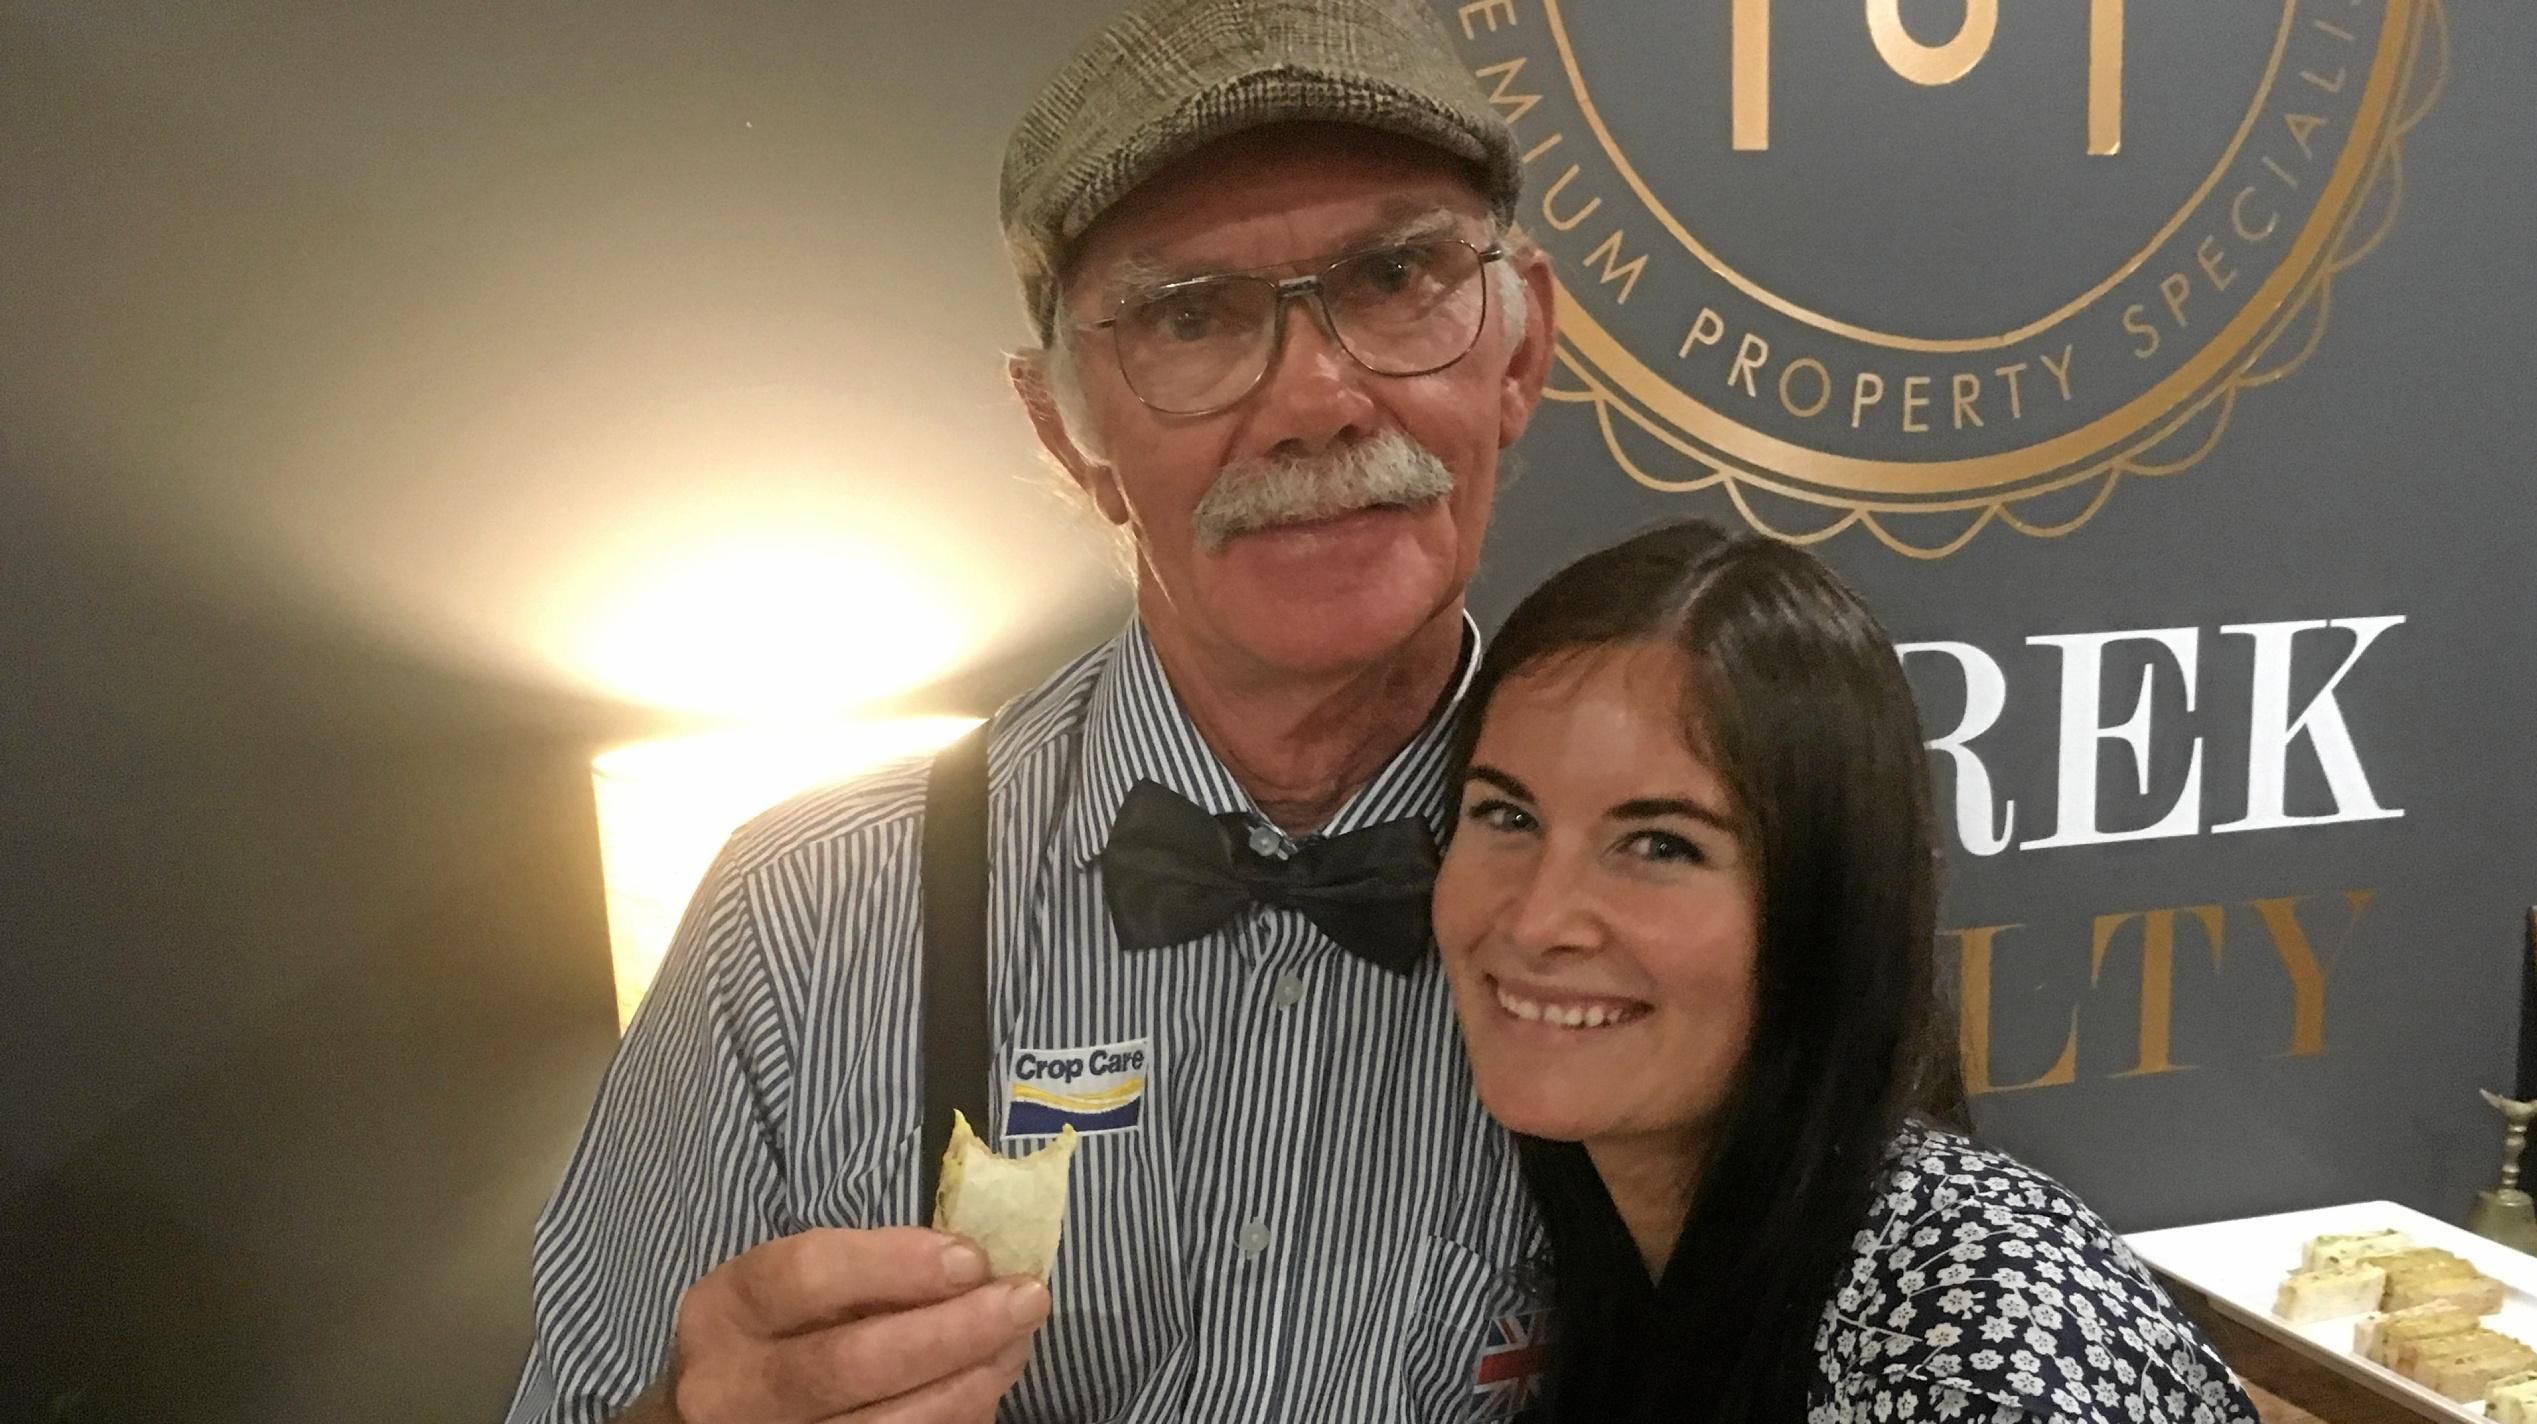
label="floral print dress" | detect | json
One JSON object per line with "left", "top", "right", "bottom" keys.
{"left": 1807, "top": 1124, "right": 2260, "bottom": 1423}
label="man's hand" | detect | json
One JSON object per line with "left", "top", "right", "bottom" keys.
{"left": 627, "top": 1226, "right": 1050, "bottom": 1424}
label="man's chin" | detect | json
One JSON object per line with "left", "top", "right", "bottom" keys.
{"left": 1208, "top": 578, "right": 1465, "bottom": 678}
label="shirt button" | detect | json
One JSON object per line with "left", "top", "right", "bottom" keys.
{"left": 1246, "top": 824, "right": 1288, "bottom": 859}
{"left": 1271, "top": 971, "right": 1307, "bottom": 1009}
{"left": 1237, "top": 1220, "right": 1272, "bottom": 1258}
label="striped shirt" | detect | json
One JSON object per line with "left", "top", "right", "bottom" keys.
{"left": 507, "top": 618, "right": 1546, "bottom": 1423}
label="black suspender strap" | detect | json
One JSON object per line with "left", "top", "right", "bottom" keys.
{"left": 918, "top": 724, "right": 994, "bottom": 1220}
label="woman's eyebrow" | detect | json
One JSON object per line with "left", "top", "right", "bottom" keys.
{"left": 1465, "top": 765, "right": 1535, "bottom": 801}
{"left": 1610, "top": 795, "right": 1733, "bottom": 831}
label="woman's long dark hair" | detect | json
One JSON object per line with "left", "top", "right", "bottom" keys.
{"left": 1450, "top": 519, "right": 1963, "bottom": 1421}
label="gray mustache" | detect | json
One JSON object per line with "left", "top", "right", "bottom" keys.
{"left": 1190, "top": 432, "right": 1456, "bottom": 551}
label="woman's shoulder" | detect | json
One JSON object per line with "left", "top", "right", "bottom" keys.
{"left": 1808, "top": 1123, "right": 2258, "bottom": 1424}
{"left": 1865, "top": 1123, "right": 2129, "bottom": 1257}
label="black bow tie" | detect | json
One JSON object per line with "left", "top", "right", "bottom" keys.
{"left": 1097, "top": 779, "right": 1438, "bottom": 974}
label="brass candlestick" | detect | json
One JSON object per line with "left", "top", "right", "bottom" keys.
{"left": 2466, "top": 1089, "right": 2537, "bottom": 1255}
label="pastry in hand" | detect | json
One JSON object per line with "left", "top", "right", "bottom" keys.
{"left": 931, "top": 1110, "right": 1079, "bottom": 1279}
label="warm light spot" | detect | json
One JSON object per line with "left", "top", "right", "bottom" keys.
{"left": 592, "top": 716, "right": 981, "bottom": 1030}
{"left": 553, "top": 510, "right": 976, "bottom": 722}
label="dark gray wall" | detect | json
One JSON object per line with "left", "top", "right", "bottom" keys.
{"left": 0, "top": 479, "right": 623, "bottom": 1421}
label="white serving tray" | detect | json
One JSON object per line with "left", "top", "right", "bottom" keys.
{"left": 2127, "top": 1200, "right": 2537, "bottom": 1422}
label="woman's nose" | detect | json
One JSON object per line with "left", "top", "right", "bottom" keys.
{"left": 1499, "top": 844, "right": 1603, "bottom": 958}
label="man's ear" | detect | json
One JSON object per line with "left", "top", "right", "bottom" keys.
{"left": 1010, "top": 352, "right": 1129, "bottom": 525}
{"left": 1497, "top": 248, "right": 1558, "bottom": 449}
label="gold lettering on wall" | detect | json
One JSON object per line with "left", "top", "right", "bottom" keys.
{"left": 1673, "top": 313, "right": 2082, "bottom": 431}
{"left": 2089, "top": 0, "right": 2125, "bottom": 154}
{"left": 1995, "top": 361, "right": 2028, "bottom": 418}
{"left": 2231, "top": 185, "right": 2281, "bottom": 242}
{"left": 2091, "top": 905, "right": 2227, "bottom": 1078}
{"left": 1957, "top": 924, "right": 2081, "bottom": 1095}
{"left": 1867, "top": 0, "right": 1998, "bottom": 86}
{"left": 1445, "top": 0, "right": 2432, "bottom": 552}
{"left": 1457, "top": 0, "right": 1520, "bottom": 40}
{"left": 1850, "top": 370, "right": 1884, "bottom": 428}
{"left": 1952, "top": 371, "right": 1984, "bottom": 429}
{"left": 2040, "top": 344, "right": 2075, "bottom": 400}
{"left": 1732, "top": 0, "right": 1771, "bottom": 150}
{"left": 1581, "top": 230, "right": 1649, "bottom": 304}
{"left": 1780, "top": 357, "right": 1832, "bottom": 418}
{"left": 1679, "top": 306, "right": 1726, "bottom": 359}
{"left": 1473, "top": 57, "right": 1542, "bottom": 128}
{"left": 1728, "top": 332, "right": 1770, "bottom": 398}
{"left": 1956, "top": 888, "right": 2375, "bottom": 1093}
{"left": 1540, "top": 164, "right": 1601, "bottom": 230}
{"left": 2251, "top": 890, "right": 2375, "bottom": 1057}
{"left": 1729, "top": 0, "right": 2121, "bottom": 153}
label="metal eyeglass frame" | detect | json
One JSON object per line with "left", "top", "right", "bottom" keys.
{"left": 1077, "top": 238, "right": 1508, "bottom": 417}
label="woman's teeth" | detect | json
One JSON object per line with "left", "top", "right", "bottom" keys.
{"left": 1492, "top": 980, "right": 1648, "bottom": 1029}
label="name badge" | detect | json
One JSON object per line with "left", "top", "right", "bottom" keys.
{"left": 1003, "top": 1036, "right": 1148, "bottom": 1137}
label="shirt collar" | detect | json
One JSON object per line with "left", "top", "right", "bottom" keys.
{"left": 1060, "top": 612, "right": 1482, "bottom": 866}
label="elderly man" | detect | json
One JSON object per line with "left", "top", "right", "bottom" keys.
{"left": 506, "top": 1, "right": 1555, "bottom": 1419}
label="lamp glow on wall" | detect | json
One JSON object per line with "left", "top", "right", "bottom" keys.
{"left": 562, "top": 510, "right": 987, "bottom": 1029}
{"left": 591, "top": 717, "right": 978, "bottom": 1029}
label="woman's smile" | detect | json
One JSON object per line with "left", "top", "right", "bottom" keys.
{"left": 1484, "top": 973, "right": 1653, "bottom": 1030}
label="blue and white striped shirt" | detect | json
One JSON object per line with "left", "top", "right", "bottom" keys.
{"left": 507, "top": 619, "right": 1545, "bottom": 1423}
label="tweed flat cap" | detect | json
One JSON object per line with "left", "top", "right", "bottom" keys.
{"left": 1001, "top": 0, "right": 1521, "bottom": 343}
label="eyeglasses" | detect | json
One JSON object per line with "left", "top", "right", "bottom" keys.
{"left": 1079, "top": 237, "right": 1506, "bottom": 417}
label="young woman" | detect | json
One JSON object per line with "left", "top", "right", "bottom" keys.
{"left": 1435, "top": 520, "right": 2258, "bottom": 1423}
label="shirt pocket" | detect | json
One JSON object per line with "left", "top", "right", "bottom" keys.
{"left": 1403, "top": 1231, "right": 1553, "bottom": 1423}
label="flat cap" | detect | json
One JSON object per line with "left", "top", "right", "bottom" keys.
{"left": 1001, "top": 0, "right": 1521, "bottom": 343}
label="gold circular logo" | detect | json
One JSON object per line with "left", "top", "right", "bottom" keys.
{"left": 1445, "top": 0, "right": 2446, "bottom": 555}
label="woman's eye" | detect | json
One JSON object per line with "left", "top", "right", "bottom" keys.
{"left": 1465, "top": 798, "right": 1536, "bottom": 833}
{"left": 1622, "top": 829, "right": 1705, "bottom": 865}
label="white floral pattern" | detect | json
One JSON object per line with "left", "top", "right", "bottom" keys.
{"left": 1805, "top": 1126, "right": 2260, "bottom": 1424}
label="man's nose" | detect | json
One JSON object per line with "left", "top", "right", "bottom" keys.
{"left": 1244, "top": 292, "right": 1379, "bottom": 451}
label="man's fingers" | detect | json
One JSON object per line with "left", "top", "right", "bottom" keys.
{"left": 841, "top": 1334, "right": 1036, "bottom": 1424}
{"left": 724, "top": 1227, "right": 991, "bottom": 1333}
{"left": 769, "top": 1278, "right": 1049, "bottom": 1416}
